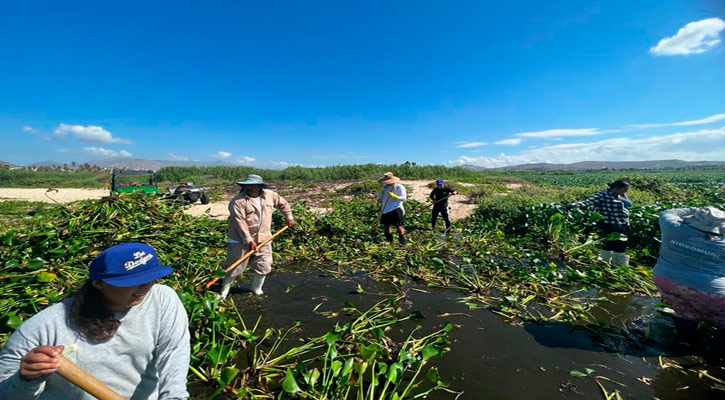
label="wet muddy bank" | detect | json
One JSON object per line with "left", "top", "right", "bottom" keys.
{"left": 225, "top": 268, "right": 725, "bottom": 399}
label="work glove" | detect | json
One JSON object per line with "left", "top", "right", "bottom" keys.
{"left": 388, "top": 192, "right": 400, "bottom": 200}
{"left": 621, "top": 199, "right": 633, "bottom": 209}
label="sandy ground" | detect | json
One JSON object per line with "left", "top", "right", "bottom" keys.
{"left": 0, "top": 180, "right": 478, "bottom": 221}
{"left": 184, "top": 201, "right": 230, "bottom": 219}
{"left": 0, "top": 188, "right": 109, "bottom": 203}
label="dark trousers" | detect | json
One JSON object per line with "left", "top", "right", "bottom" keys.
{"left": 597, "top": 222, "right": 630, "bottom": 253}
{"left": 432, "top": 204, "right": 451, "bottom": 229}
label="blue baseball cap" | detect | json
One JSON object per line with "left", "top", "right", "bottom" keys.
{"left": 89, "top": 243, "right": 173, "bottom": 287}
{"left": 436, "top": 179, "right": 444, "bottom": 185}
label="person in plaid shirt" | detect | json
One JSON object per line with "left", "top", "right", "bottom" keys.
{"left": 569, "top": 180, "right": 632, "bottom": 266}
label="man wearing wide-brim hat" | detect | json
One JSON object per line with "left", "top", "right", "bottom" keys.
{"left": 653, "top": 206, "right": 725, "bottom": 346}
{"left": 220, "top": 174, "right": 294, "bottom": 299}
{"left": 376, "top": 172, "right": 408, "bottom": 244}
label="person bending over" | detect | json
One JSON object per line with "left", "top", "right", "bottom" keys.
{"left": 568, "top": 180, "right": 632, "bottom": 266}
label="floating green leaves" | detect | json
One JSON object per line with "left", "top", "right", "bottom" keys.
{"left": 283, "top": 368, "right": 302, "bottom": 393}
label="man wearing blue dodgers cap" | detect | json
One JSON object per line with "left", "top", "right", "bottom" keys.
{"left": 0, "top": 242, "right": 191, "bottom": 399}
{"left": 429, "top": 179, "right": 457, "bottom": 231}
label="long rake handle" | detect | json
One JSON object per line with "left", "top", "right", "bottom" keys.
{"left": 56, "top": 355, "right": 126, "bottom": 400}
{"left": 205, "top": 225, "right": 290, "bottom": 289}
{"left": 432, "top": 194, "right": 453, "bottom": 205}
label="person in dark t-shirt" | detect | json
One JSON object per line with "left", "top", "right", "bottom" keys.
{"left": 429, "top": 179, "right": 457, "bottom": 230}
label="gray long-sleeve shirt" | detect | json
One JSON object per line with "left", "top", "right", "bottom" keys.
{"left": 0, "top": 284, "right": 190, "bottom": 399}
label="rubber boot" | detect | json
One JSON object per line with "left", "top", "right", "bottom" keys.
{"left": 611, "top": 252, "right": 630, "bottom": 267}
{"left": 251, "top": 273, "right": 266, "bottom": 295}
{"left": 219, "top": 275, "right": 234, "bottom": 299}
{"left": 598, "top": 250, "right": 613, "bottom": 263}
{"left": 398, "top": 234, "right": 407, "bottom": 245}
{"left": 384, "top": 231, "right": 393, "bottom": 243}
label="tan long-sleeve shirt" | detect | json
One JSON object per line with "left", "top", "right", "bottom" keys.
{"left": 227, "top": 189, "right": 293, "bottom": 244}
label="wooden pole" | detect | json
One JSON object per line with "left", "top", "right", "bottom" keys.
{"left": 56, "top": 355, "right": 126, "bottom": 400}
{"left": 204, "top": 225, "right": 290, "bottom": 289}
{"left": 432, "top": 193, "right": 454, "bottom": 205}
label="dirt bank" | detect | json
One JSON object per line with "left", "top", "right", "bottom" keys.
{"left": 158, "top": 180, "right": 481, "bottom": 221}
{"left": 0, "top": 181, "right": 479, "bottom": 222}
{"left": 0, "top": 188, "right": 108, "bottom": 203}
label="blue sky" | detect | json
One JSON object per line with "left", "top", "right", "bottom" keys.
{"left": 1, "top": 0, "right": 724, "bottom": 168}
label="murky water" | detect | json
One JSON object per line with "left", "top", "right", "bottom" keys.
{"left": 230, "top": 269, "right": 725, "bottom": 399}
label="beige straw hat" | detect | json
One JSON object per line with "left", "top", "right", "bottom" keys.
{"left": 377, "top": 172, "right": 401, "bottom": 185}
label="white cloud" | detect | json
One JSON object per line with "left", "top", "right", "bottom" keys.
{"left": 650, "top": 18, "right": 725, "bottom": 56}
{"left": 83, "top": 147, "right": 133, "bottom": 158}
{"left": 455, "top": 141, "right": 488, "bottom": 148}
{"left": 53, "top": 124, "right": 130, "bottom": 144}
{"left": 449, "top": 128, "right": 725, "bottom": 168}
{"left": 83, "top": 147, "right": 118, "bottom": 157}
{"left": 234, "top": 156, "right": 256, "bottom": 164}
{"left": 494, "top": 138, "right": 522, "bottom": 146}
{"left": 23, "top": 126, "right": 37, "bottom": 134}
{"left": 213, "top": 151, "right": 232, "bottom": 159}
{"left": 169, "top": 154, "right": 190, "bottom": 161}
{"left": 515, "top": 128, "right": 602, "bottom": 138}
{"left": 628, "top": 113, "right": 725, "bottom": 129}
{"left": 57, "top": 148, "right": 68, "bottom": 153}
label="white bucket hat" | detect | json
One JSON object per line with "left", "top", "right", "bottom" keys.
{"left": 236, "top": 174, "right": 268, "bottom": 187}
{"left": 682, "top": 206, "right": 725, "bottom": 235}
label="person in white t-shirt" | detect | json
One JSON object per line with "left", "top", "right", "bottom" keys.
{"left": 376, "top": 172, "right": 408, "bottom": 244}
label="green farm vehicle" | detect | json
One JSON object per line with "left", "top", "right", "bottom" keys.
{"left": 110, "top": 169, "right": 161, "bottom": 195}
{"left": 110, "top": 169, "right": 210, "bottom": 204}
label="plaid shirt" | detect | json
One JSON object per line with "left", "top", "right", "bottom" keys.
{"left": 572, "top": 189, "right": 630, "bottom": 226}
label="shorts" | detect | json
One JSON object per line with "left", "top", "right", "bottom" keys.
{"left": 223, "top": 241, "right": 274, "bottom": 277}
{"left": 654, "top": 275, "right": 725, "bottom": 328}
{"left": 380, "top": 208, "right": 405, "bottom": 227}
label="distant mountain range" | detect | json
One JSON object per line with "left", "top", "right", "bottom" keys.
{"left": 463, "top": 159, "right": 725, "bottom": 171}
{"left": 22, "top": 158, "right": 236, "bottom": 171}
{"left": 27, "top": 161, "right": 66, "bottom": 167}
{"left": 85, "top": 157, "right": 237, "bottom": 171}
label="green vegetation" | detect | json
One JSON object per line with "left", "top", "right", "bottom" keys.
{"left": 0, "top": 169, "right": 110, "bottom": 188}
{"left": 155, "top": 164, "right": 483, "bottom": 184}
{"left": 156, "top": 164, "right": 725, "bottom": 187}
{"left": 1, "top": 169, "right": 724, "bottom": 397}
{"left": 0, "top": 195, "right": 457, "bottom": 398}
{"left": 3, "top": 164, "right": 724, "bottom": 191}
{"left": 0, "top": 201, "right": 48, "bottom": 225}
